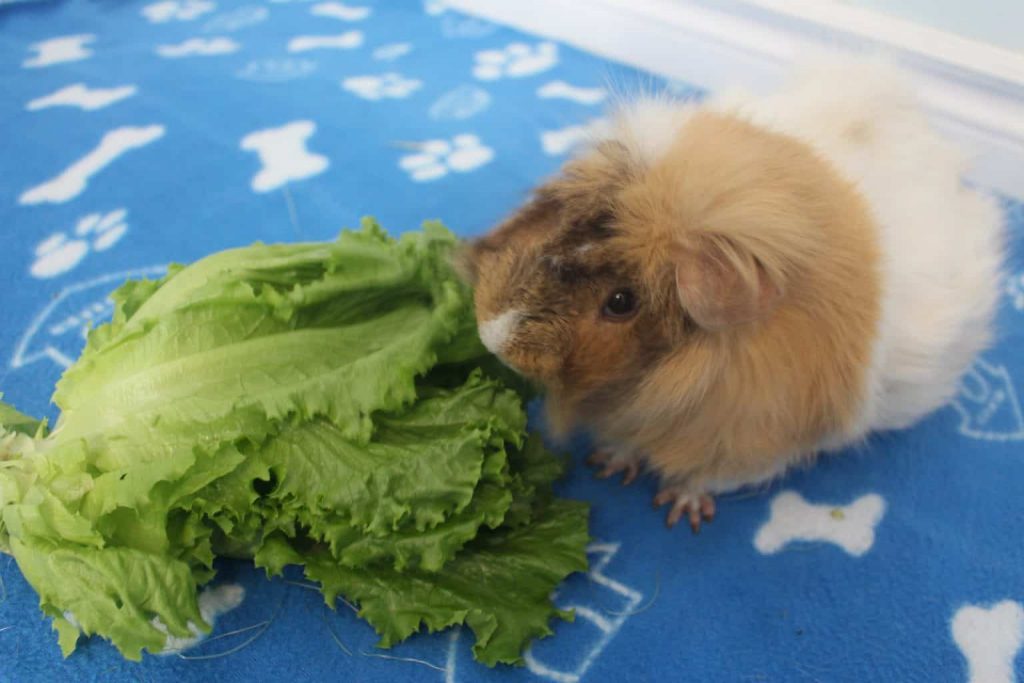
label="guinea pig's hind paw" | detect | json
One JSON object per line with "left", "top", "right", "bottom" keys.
{"left": 654, "top": 490, "right": 715, "bottom": 533}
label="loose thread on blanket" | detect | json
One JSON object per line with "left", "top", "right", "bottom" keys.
{"left": 338, "top": 597, "right": 358, "bottom": 614}
{"left": 282, "top": 185, "right": 304, "bottom": 240}
{"left": 284, "top": 579, "right": 319, "bottom": 592}
{"left": 284, "top": 579, "right": 358, "bottom": 614}
{"left": 176, "top": 621, "right": 273, "bottom": 661}
{"left": 320, "top": 603, "right": 446, "bottom": 673}
{"left": 603, "top": 571, "right": 661, "bottom": 617}
{"left": 358, "top": 651, "right": 447, "bottom": 673}
{"left": 176, "top": 594, "right": 287, "bottom": 661}
{"left": 320, "top": 610, "right": 352, "bottom": 656}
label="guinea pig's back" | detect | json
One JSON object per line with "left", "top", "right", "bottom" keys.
{"left": 709, "top": 60, "right": 1005, "bottom": 434}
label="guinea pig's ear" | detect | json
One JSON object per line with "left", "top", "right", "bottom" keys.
{"left": 674, "top": 237, "right": 783, "bottom": 330}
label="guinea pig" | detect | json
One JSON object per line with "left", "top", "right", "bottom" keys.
{"left": 459, "top": 60, "right": 1005, "bottom": 532}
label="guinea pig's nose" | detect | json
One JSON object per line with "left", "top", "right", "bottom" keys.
{"left": 478, "top": 309, "right": 521, "bottom": 357}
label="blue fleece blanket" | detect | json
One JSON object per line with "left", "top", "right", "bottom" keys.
{"left": 1, "top": 1, "right": 1023, "bottom": 681}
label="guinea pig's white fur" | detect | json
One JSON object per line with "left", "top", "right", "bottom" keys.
{"left": 610, "top": 60, "right": 1004, "bottom": 449}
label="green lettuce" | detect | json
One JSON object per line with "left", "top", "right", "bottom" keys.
{"left": 0, "top": 219, "right": 589, "bottom": 665}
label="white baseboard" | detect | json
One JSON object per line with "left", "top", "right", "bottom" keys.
{"left": 740, "top": 0, "right": 1024, "bottom": 86}
{"left": 447, "top": 0, "right": 1024, "bottom": 201}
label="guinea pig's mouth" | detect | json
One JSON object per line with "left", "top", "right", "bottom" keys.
{"left": 477, "top": 309, "right": 522, "bottom": 359}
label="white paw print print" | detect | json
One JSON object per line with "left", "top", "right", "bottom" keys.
{"left": 341, "top": 73, "right": 422, "bottom": 100}
{"left": 1008, "top": 272, "right": 1024, "bottom": 311}
{"left": 473, "top": 41, "right": 558, "bottom": 81}
{"left": 30, "top": 209, "right": 128, "bottom": 279}
{"left": 398, "top": 135, "right": 494, "bottom": 182}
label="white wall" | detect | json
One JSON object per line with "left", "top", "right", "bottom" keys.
{"left": 838, "top": 0, "right": 1024, "bottom": 53}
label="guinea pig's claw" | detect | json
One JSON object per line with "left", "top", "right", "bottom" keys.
{"left": 700, "top": 495, "right": 716, "bottom": 520}
{"left": 655, "top": 491, "right": 715, "bottom": 533}
{"left": 596, "top": 460, "right": 641, "bottom": 486}
{"left": 586, "top": 451, "right": 611, "bottom": 468}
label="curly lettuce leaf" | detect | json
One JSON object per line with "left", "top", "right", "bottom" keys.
{"left": 54, "top": 220, "right": 469, "bottom": 451}
{"left": 0, "top": 394, "right": 46, "bottom": 438}
{"left": 258, "top": 499, "right": 590, "bottom": 667}
{"left": 192, "top": 373, "right": 527, "bottom": 572}
{"left": 260, "top": 373, "right": 525, "bottom": 535}
{"left": 0, "top": 220, "right": 589, "bottom": 665}
{"left": 11, "top": 537, "right": 208, "bottom": 660}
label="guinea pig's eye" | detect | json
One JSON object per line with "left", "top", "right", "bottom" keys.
{"left": 602, "top": 289, "right": 638, "bottom": 320}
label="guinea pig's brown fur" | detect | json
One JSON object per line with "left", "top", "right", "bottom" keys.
{"left": 465, "top": 109, "right": 881, "bottom": 499}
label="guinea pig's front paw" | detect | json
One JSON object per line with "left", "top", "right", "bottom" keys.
{"left": 653, "top": 488, "right": 715, "bottom": 533}
{"left": 586, "top": 450, "right": 642, "bottom": 486}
